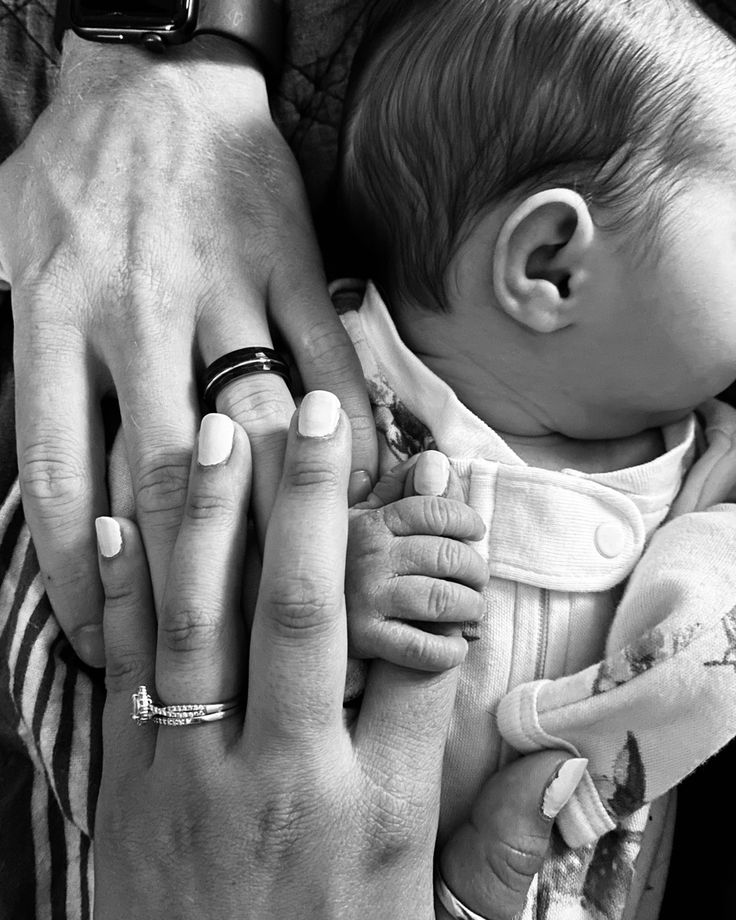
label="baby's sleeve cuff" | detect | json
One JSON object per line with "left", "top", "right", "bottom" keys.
{"left": 554, "top": 772, "right": 616, "bottom": 847}
{"left": 496, "top": 681, "right": 615, "bottom": 848}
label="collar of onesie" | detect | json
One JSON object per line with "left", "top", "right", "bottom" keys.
{"left": 336, "top": 280, "right": 698, "bottom": 593}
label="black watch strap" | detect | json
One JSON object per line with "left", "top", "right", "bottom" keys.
{"left": 194, "top": 0, "right": 282, "bottom": 75}
{"left": 54, "top": 0, "right": 282, "bottom": 77}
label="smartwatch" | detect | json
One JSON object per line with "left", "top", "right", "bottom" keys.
{"left": 54, "top": 0, "right": 282, "bottom": 73}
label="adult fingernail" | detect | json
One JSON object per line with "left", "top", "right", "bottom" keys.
{"left": 414, "top": 451, "right": 450, "bottom": 495}
{"left": 348, "top": 470, "right": 373, "bottom": 505}
{"left": 198, "top": 413, "right": 234, "bottom": 466}
{"left": 75, "top": 625, "right": 106, "bottom": 668}
{"left": 541, "top": 758, "right": 588, "bottom": 819}
{"left": 95, "top": 517, "right": 122, "bottom": 559}
{"left": 298, "top": 390, "right": 341, "bottom": 438}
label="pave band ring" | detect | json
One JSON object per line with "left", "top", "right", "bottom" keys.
{"left": 131, "top": 686, "right": 242, "bottom": 727}
{"left": 434, "top": 869, "right": 491, "bottom": 920}
{"left": 203, "top": 347, "right": 290, "bottom": 410}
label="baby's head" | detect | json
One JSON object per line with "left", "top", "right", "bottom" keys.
{"left": 341, "top": 0, "right": 736, "bottom": 439}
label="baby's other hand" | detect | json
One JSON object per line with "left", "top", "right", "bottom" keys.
{"left": 347, "top": 452, "right": 489, "bottom": 671}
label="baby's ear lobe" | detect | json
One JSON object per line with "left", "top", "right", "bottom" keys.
{"left": 493, "top": 189, "right": 594, "bottom": 334}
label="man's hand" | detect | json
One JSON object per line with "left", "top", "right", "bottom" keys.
{"left": 0, "top": 34, "right": 376, "bottom": 667}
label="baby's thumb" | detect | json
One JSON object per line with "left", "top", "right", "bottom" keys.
{"left": 436, "top": 753, "right": 587, "bottom": 920}
{"left": 405, "top": 450, "right": 464, "bottom": 501}
{"left": 355, "top": 450, "right": 461, "bottom": 508}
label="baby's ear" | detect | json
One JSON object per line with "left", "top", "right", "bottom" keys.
{"left": 492, "top": 189, "right": 594, "bottom": 334}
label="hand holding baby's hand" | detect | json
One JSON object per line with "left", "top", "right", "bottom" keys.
{"left": 347, "top": 451, "right": 489, "bottom": 671}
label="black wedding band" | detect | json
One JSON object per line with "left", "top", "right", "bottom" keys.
{"left": 202, "top": 347, "right": 291, "bottom": 410}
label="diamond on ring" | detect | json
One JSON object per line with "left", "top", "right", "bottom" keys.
{"left": 132, "top": 686, "right": 154, "bottom": 723}
{"left": 130, "top": 685, "right": 242, "bottom": 727}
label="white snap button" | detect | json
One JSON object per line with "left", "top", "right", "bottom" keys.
{"left": 595, "top": 522, "right": 627, "bottom": 558}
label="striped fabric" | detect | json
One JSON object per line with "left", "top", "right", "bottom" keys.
{"left": 0, "top": 475, "right": 104, "bottom": 920}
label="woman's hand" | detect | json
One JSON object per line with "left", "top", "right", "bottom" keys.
{"left": 435, "top": 753, "right": 588, "bottom": 920}
{"left": 94, "top": 393, "right": 449, "bottom": 919}
{"left": 93, "top": 395, "right": 583, "bottom": 919}
{"left": 0, "top": 34, "right": 376, "bottom": 670}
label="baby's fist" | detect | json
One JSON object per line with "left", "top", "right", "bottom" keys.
{"left": 347, "top": 452, "right": 489, "bottom": 671}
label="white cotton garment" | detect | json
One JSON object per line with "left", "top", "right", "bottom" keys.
{"left": 334, "top": 279, "right": 736, "bottom": 920}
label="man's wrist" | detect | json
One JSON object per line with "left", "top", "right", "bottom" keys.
{"left": 58, "top": 31, "right": 266, "bottom": 95}
{"left": 53, "top": 31, "right": 271, "bottom": 132}
{"left": 60, "top": 29, "right": 260, "bottom": 71}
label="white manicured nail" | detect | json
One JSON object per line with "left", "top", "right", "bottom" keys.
{"left": 298, "top": 390, "right": 341, "bottom": 438}
{"left": 95, "top": 517, "right": 122, "bottom": 559}
{"left": 414, "top": 451, "right": 450, "bottom": 496}
{"left": 541, "top": 758, "right": 588, "bottom": 819}
{"left": 198, "top": 414, "right": 234, "bottom": 466}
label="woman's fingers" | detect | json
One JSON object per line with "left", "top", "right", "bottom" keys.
{"left": 199, "top": 306, "right": 295, "bottom": 550}
{"left": 244, "top": 391, "right": 352, "bottom": 752}
{"left": 355, "top": 659, "right": 460, "bottom": 812}
{"left": 212, "top": 367, "right": 293, "bottom": 549}
{"left": 436, "top": 754, "right": 588, "bottom": 920}
{"left": 96, "top": 516, "right": 157, "bottom": 772}
{"left": 154, "top": 415, "right": 252, "bottom": 719}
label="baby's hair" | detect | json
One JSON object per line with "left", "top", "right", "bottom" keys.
{"left": 341, "top": 0, "right": 734, "bottom": 311}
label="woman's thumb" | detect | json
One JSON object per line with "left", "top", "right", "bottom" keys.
{"left": 436, "top": 753, "right": 587, "bottom": 920}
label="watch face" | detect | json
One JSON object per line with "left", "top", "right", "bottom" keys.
{"left": 71, "top": 0, "right": 192, "bottom": 31}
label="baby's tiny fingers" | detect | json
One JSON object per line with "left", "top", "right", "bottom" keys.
{"left": 393, "top": 535, "right": 490, "bottom": 589}
{"left": 360, "top": 455, "right": 421, "bottom": 509}
{"left": 355, "top": 619, "right": 468, "bottom": 672}
{"left": 384, "top": 495, "right": 486, "bottom": 542}
{"left": 405, "top": 451, "right": 466, "bottom": 502}
{"left": 360, "top": 451, "right": 466, "bottom": 509}
{"left": 375, "top": 576, "right": 485, "bottom": 625}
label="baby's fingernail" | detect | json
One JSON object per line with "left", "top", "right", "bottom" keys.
{"left": 95, "top": 517, "right": 122, "bottom": 559}
{"left": 348, "top": 470, "right": 373, "bottom": 505}
{"left": 298, "top": 390, "right": 341, "bottom": 438}
{"left": 541, "top": 758, "right": 588, "bottom": 819}
{"left": 414, "top": 451, "right": 450, "bottom": 495}
{"left": 198, "top": 413, "right": 234, "bottom": 466}
{"left": 75, "top": 624, "right": 106, "bottom": 668}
